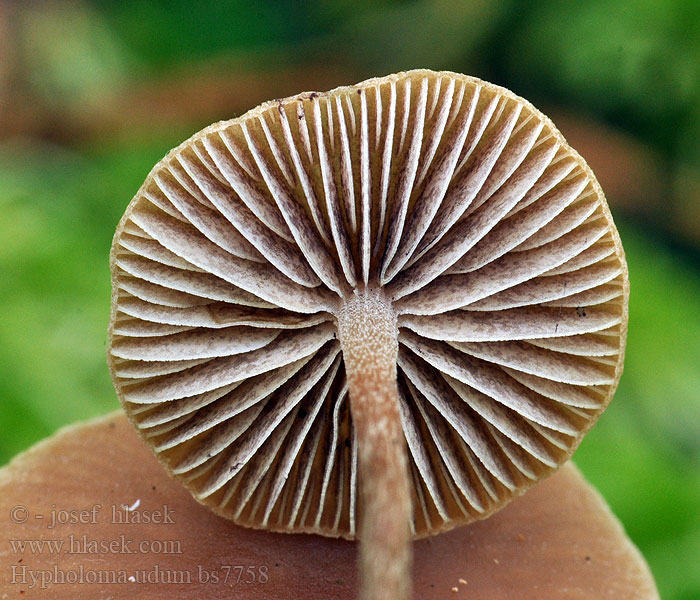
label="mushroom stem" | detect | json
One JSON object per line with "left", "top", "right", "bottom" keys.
{"left": 337, "top": 287, "right": 412, "bottom": 600}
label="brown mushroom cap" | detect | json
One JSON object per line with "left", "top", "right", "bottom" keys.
{"left": 0, "top": 412, "right": 657, "bottom": 599}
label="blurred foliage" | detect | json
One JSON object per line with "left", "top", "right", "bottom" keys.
{"left": 1, "top": 1, "right": 699, "bottom": 599}
{"left": 18, "top": 2, "right": 135, "bottom": 112}
{"left": 504, "top": 1, "right": 700, "bottom": 140}
{"left": 95, "top": 0, "right": 314, "bottom": 68}
{"left": 0, "top": 136, "right": 178, "bottom": 458}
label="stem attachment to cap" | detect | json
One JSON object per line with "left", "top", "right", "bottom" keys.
{"left": 337, "top": 287, "right": 411, "bottom": 600}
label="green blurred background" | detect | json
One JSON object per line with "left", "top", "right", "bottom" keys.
{"left": 1, "top": 1, "right": 699, "bottom": 597}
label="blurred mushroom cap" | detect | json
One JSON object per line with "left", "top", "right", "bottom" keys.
{"left": 0, "top": 412, "right": 658, "bottom": 599}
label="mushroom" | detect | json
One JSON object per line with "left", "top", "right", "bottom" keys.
{"left": 0, "top": 412, "right": 658, "bottom": 599}
{"left": 106, "top": 70, "right": 629, "bottom": 600}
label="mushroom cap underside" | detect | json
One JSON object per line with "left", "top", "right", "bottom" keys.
{"left": 107, "top": 69, "right": 629, "bottom": 539}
